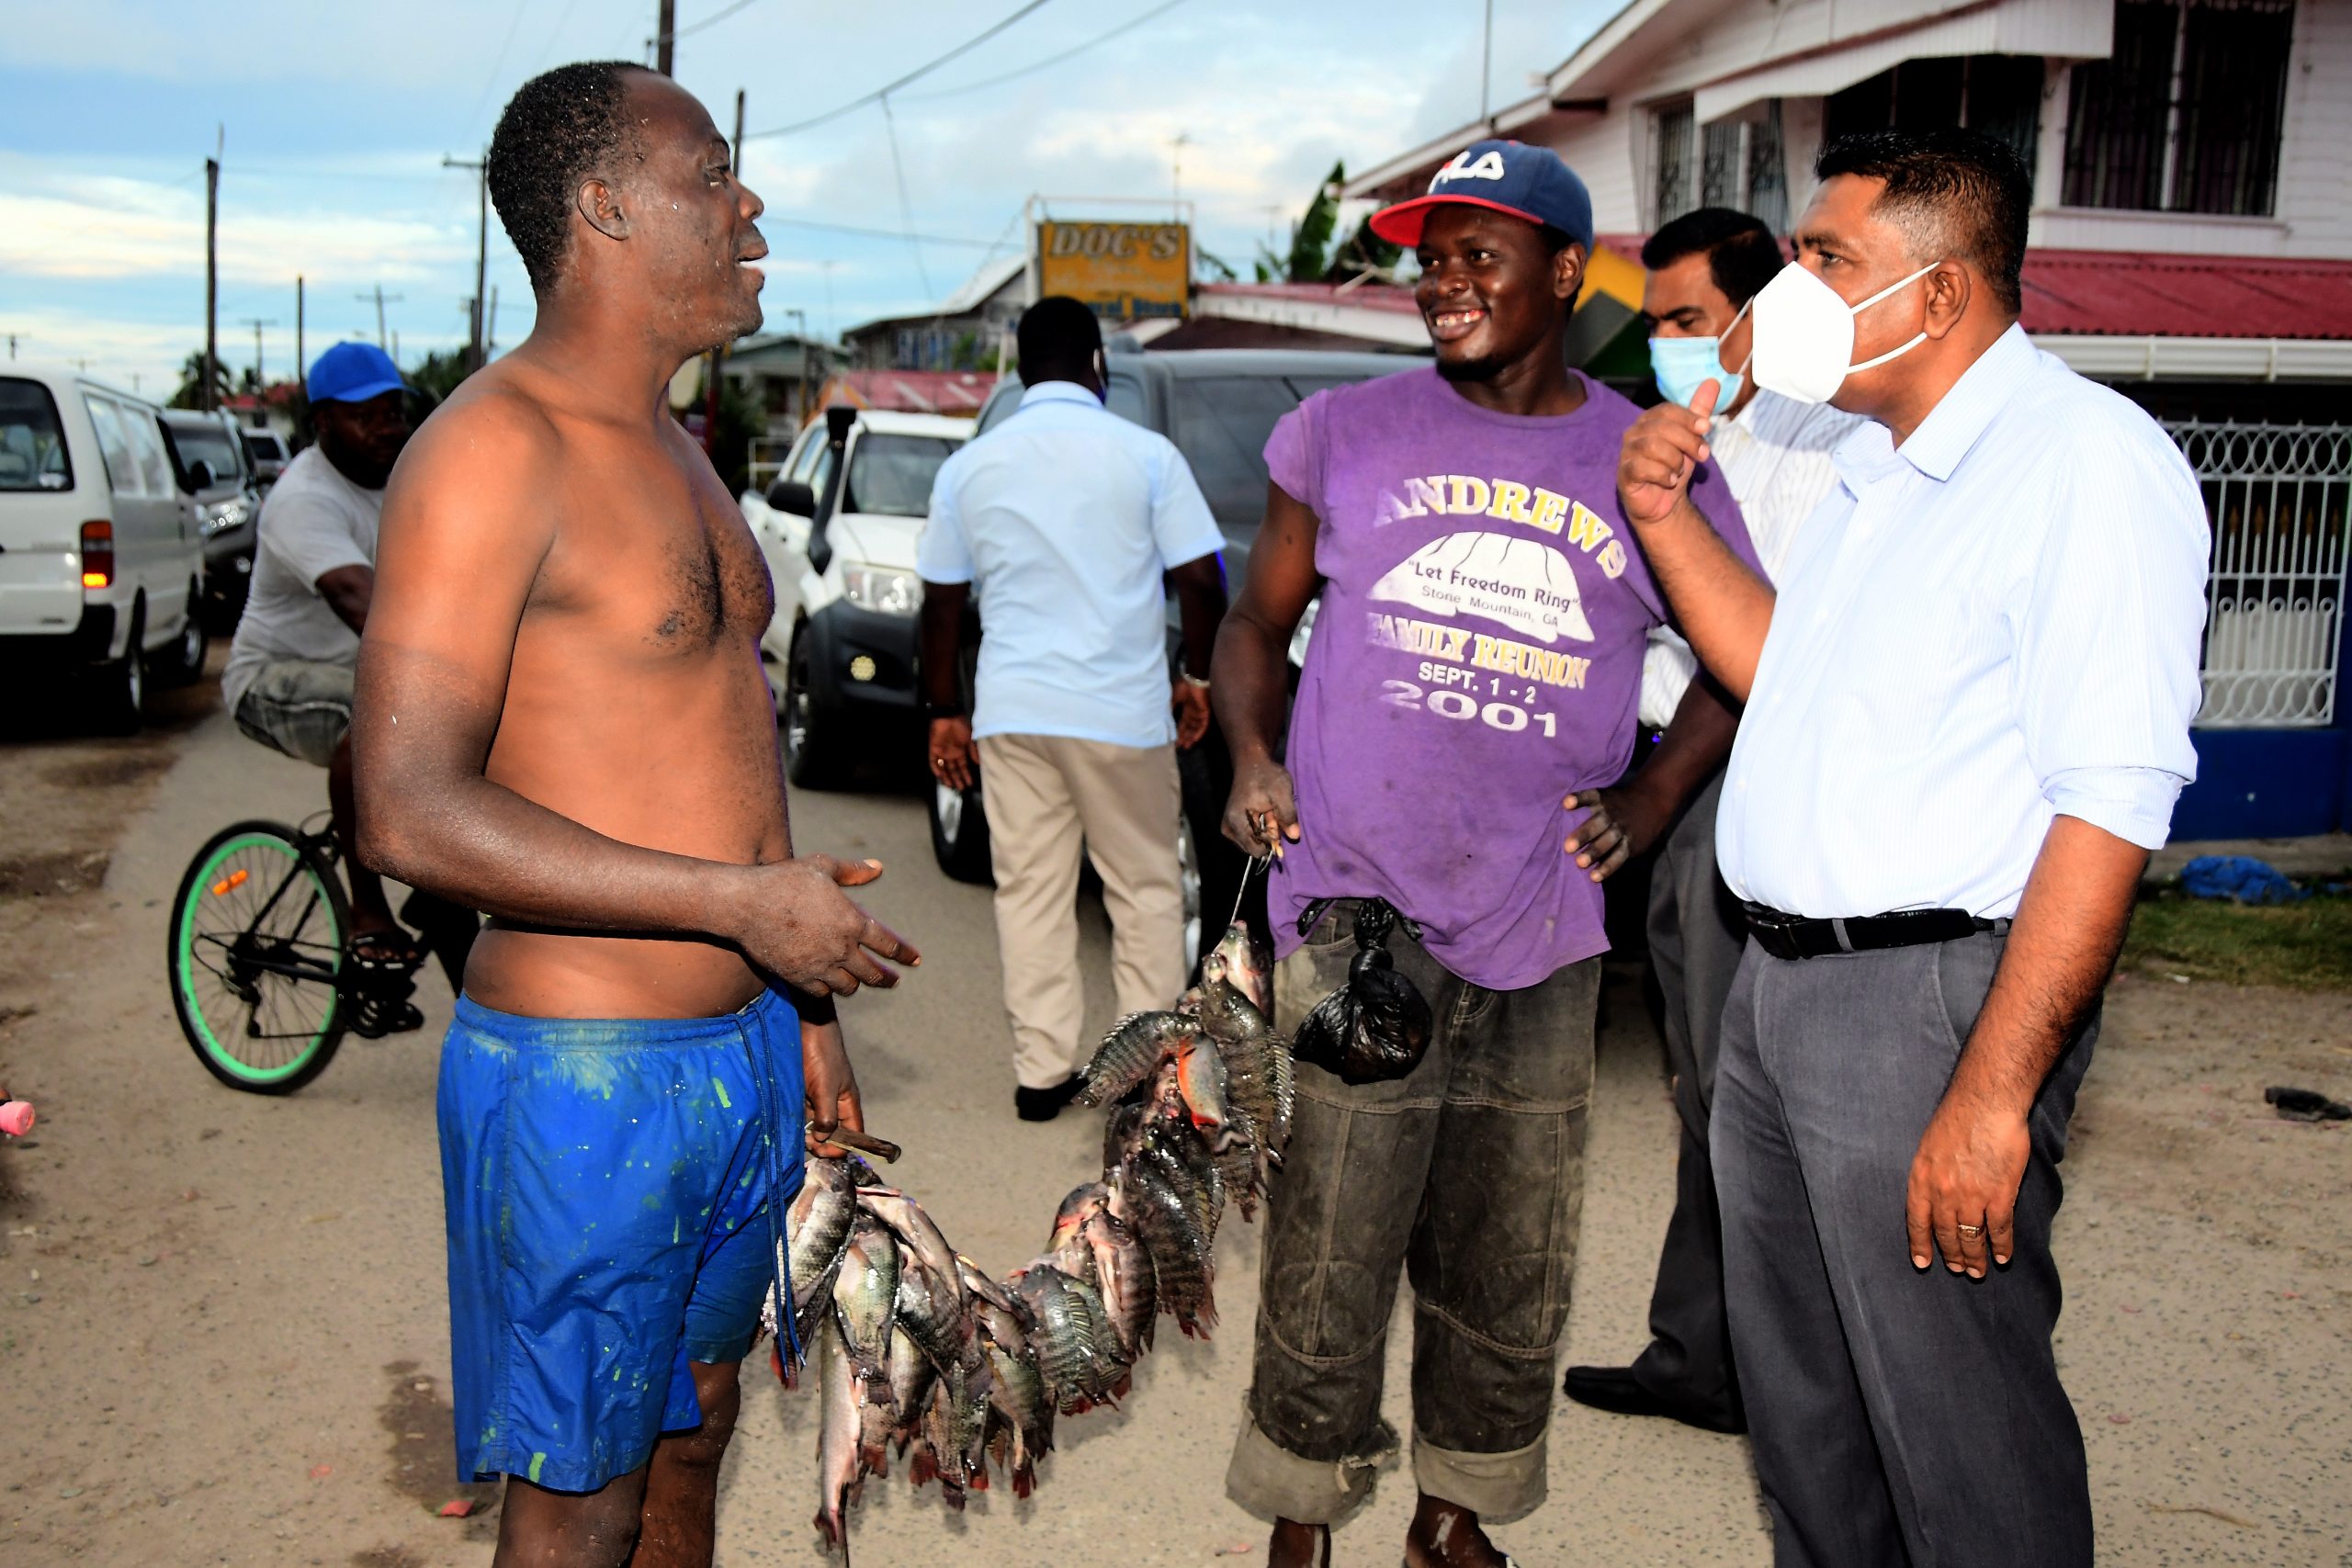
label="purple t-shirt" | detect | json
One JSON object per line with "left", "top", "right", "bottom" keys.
{"left": 1267, "top": 367, "right": 1758, "bottom": 989}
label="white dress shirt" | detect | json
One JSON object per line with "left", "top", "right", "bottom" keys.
{"left": 1639, "top": 389, "right": 1860, "bottom": 726}
{"left": 919, "top": 380, "right": 1224, "bottom": 749}
{"left": 1717, "top": 324, "right": 2210, "bottom": 919}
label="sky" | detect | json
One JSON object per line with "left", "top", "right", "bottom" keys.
{"left": 0, "top": 0, "right": 1625, "bottom": 399}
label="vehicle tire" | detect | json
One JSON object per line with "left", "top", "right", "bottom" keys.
{"left": 928, "top": 773, "right": 994, "bottom": 886}
{"left": 167, "top": 819, "right": 349, "bottom": 1094}
{"left": 94, "top": 599, "right": 147, "bottom": 735}
{"left": 154, "top": 599, "right": 209, "bottom": 687}
{"left": 782, "top": 621, "right": 845, "bottom": 789}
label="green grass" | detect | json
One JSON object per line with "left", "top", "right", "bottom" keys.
{"left": 2122, "top": 886, "right": 2352, "bottom": 991}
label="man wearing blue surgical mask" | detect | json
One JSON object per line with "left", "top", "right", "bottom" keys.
{"left": 1617, "top": 130, "right": 2209, "bottom": 1567}
{"left": 1564, "top": 209, "right": 1857, "bottom": 1438}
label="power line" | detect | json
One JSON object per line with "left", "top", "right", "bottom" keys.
{"left": 673, "top": 0, "right": 764, "bottom": 39}
{"left": 876, "top": 95, "right": 933, "bottom": 297}
{"left": 741, "top": 0, "right": 1053, "bottom": 140}
{"left": 902, "top": 0, "right": 1189, "bottom": 101}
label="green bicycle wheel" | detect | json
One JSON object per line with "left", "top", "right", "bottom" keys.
{"left": 168, "top": 819, "right": 350, "bottom": 1093}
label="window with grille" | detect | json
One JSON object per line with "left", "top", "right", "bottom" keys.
{"left": 2062, "top": 0, "right": 2294, "bottom": 216}
{"left": 1655, "top": 100, "right": 1788, "bottom": 231}
{"left": 1822, "top": 55, "right": 2047, "bottom": 181}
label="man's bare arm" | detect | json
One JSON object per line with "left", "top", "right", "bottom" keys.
{"left": 1616, "top": 379, "right": 1776, "bottom": 698}
{"left": 315, "top": 565, "right": 373, "bottom": 635}
{"left": 1210, "top": 481, "right": 1318, "bottom": 855}
{"left": 1562, "top": 672, "right": 1739, "bottom": 881}
{"left": 352, "top": 396, "right": 914, "bottom": 996}
{"left": 1169, "top": 553, "right": 1227, "bottom": 680}
{"left": 1905, "top": 816, "right": 2144, "bottom": 1277}
{"left": 917, "top": 579, "right": 977, "bottom": 790}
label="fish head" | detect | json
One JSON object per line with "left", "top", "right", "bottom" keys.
{"left": 1211, "top": 920, "right": 1274, "bottom": 1013}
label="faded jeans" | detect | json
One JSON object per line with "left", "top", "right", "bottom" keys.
{"left": 1226, "top": 900, "right": 1599, "bottom": 1527}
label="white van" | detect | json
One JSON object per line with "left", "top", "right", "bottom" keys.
{"left": 0, "top": 366, "right": 208, "bottom": 730}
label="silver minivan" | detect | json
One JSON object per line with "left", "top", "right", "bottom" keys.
{"left": 0, "top": 366, "right": 209, "bottom": 730}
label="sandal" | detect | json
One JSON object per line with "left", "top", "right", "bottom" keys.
{"left": 347, "top": 928, "right": 424, "bottom": 976}
{"left": 346, "top": 989, "right": 424, "bottom": 1039}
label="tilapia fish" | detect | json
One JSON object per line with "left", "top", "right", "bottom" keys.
{"left": 893, "top": 1247, "right": 974, "bottom": 1376}
{"left": 813, "top": 1317, "right": 863, "bottom": 1549}
{"left": 1080, "top": 1011, "right": 1201, "bottom": 1107}
{"left": 1173, "top": 1036, "right": 1243, "bottom": 1151}
{"left": 1079, "top": 1201, "right": 1156, "bottom": 1360}
{"left": 857, "top": 1189, "right": 964, "bottom": 1293}
{"left": 833, "top": 1212, "right": 900, "bottom": 1383}
{"left": 1200, "top": 967, "right": 1293, "bottom": 1156}
{"left": 882, "top": 1322, "right": 937, "bottom": 1461}
{"left": 1009, "top": 1262, "right": 1127, "bottom": 1413}
{"left": 783, "top": 1155, "right": 863, "bottom": 1353}
{"left": 1208, "top": 919, "right": 1274, "bottom": 1018}
{"left": 1114, "top": 1159, "right": 1216, "bottom": 1338}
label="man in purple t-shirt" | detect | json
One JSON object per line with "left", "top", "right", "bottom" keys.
{"left": 1211, "top": 141, "right": 1759, "bottom": 1568}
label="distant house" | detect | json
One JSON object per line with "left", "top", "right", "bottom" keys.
{"left": 722, "top": 332, "right": 848, "bottom": 432}
{"left": 842, "top": 255, "right": 1027, "bottom": 372}
{"left": 1337, "top": 0, "right": 2352, "bottom": 840}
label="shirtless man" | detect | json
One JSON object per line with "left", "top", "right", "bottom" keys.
{"left": 352, "top": 62, "right": 916, "bottom": 1567}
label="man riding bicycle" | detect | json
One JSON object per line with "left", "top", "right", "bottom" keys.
{"left": 221, "top": 342, "right": 470, "bottom": 1030}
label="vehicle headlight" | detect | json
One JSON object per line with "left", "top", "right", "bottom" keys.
{"left": 198, "top": 498, "right": 252, "bottom": 537}
{"left": 841, "top": 566, "right": 922, "bottom": 617}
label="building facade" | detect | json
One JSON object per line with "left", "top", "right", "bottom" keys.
{"left": 1347, "top": 0, "right": 2352, "bottom": 838}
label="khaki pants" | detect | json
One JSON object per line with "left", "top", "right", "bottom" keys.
{"left": 977, "top": 733, "right": 1188, "bottom": 1089}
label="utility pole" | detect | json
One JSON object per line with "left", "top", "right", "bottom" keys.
{"left": 204, "top": 155, "right": 220, "bottom": 412}
{"left": 1171, "top": 131, "right": 1192, "bottom": 217}
{"left": 445, "top": 152, "right": 489, "bottom": 371}
{"left": 239, "top": 317, "right": 277, "bottom": 388}
{"left": 356, "top": 286, "right": 402, "bottom": 350}
{"left": 656, "top": 0, "right": 675, "bottom": 74}
{"left": 4, "top": 333, "right": 23, "bottom": 360}
{"left": 1479, "top": 0, "right": 1495, "bottom": 129}
{"left": 486, "top": 286, "right": 500, "bottom": 358}
{"left": 296, "top": 276, "right": 306, "bottom": 381}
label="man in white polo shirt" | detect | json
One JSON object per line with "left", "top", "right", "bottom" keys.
{"left": 1618, "top": 129, "right": 2207, "bottom": 1566}
{"left": 917, "top": 296, "right": 1227, "bottom": 1121}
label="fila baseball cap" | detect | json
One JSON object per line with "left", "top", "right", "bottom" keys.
{"left": 1370, "top": 139, "right": 1596, "bottom": 252}
{"left": 306, "top": 341, "right": 407, "bottom": 406}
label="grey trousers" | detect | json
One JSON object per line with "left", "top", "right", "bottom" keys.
{"left": 1713, "top": 931, "right": 2096, "bottom": 1568}
{"left": 1630, "top": 770, "right": 1746, "bottom": 1421}
{"left": 1227, "top": 902, "right": 1599, "bottom": 1527}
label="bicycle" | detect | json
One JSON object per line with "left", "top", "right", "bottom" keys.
{"left": 165, "top": 813, "right": 471, "bottom": 1094}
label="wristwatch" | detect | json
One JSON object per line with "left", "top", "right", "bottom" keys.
{"left": 922, "top": 697, "right": 967, "bottom": 721}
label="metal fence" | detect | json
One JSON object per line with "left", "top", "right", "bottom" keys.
{"left": 2166, "top": 420, "right": 2352, "bottom": 728}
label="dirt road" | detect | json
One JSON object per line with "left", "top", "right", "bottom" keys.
{"left": 1, "top": 664, "right": 2344, "bottom": 1565}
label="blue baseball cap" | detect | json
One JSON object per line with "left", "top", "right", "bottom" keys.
{"left": 306, "top": 341, "right": 407, "bottom": 406}
{"left": 1370, "top": 139, "right": 1595, "bottom": 252}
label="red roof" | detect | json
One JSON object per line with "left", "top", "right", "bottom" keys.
{"left": 2018, "top": 251, "right": 2352, "bottom": 340}
{"left": 817, "top": 368, "right": 999, "bottom": 415}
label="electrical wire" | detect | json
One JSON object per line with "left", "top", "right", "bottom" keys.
{"left": 760, "top": 216, "right": 1001, "bottom": 249}
{"left": 902, "top": 0, "right": 1188, "bottom": 100}
{"left": 876, "top": 94, "right": 933, "bottom": 298}
{"left": 673, "top": 0, "right": 766, "bottom": 40}
{"left": 741, "top": 0, "right": 1053, "bottom": 140}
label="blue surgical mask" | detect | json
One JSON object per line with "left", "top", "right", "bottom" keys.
{"left": 1646, "top": 299, "right": 1752, "bottom": 410}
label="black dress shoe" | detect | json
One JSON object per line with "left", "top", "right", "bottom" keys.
{"left": 1014, "top": 1076, "right": 1085, "bottom": 1122}
{"left": 1562, "top": 1364, "right": 1747, "bottom": 1434}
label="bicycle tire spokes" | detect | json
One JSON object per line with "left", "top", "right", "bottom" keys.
{"left": 171, "top": 826, "right": 349, "bottom": 1090}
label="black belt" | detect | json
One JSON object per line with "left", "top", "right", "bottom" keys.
{"left": 1742, "top": 902, "right": 2009, "bottom": 962}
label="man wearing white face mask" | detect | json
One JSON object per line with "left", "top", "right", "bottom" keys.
{"left": 1564, "top": 208, "right": 1859, "bottom": 1438}
{"left": 1617, "top": 130, "right": 2208, "bottom": 1567}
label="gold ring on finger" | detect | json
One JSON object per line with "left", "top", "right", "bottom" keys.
{"left": 1957, "top": 1224, "right": 1983, "bottom": 1236}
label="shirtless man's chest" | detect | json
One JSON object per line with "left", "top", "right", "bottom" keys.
{"left": 464, "top": 415, "right": 789, "bottom": 1018}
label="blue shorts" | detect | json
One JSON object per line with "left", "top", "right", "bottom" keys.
{"left": 437, "top": 988, "right": 806, "bottom": 1493}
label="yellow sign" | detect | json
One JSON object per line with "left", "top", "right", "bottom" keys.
{"left": 1035, "top": 221, "right": 1190, "bottom": 320}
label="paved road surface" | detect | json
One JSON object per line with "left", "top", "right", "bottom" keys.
{"left": 1, "top": 691, "right": 2342, "bottom": 1565}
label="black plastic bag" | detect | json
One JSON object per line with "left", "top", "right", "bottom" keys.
{"left": 1291, "top": 898, "right": 1432, "bottom": 1085}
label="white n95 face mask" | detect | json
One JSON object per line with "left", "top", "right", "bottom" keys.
{"left": 1748, "top": 258, "right": 1943, "bottom": 405}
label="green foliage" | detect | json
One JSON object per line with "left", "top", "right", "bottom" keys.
{"left": 1325, "top": 215, "right": 1402, "bottom": 281}
{"left": 408, "top": 349, "right": 469, "bottom": 405}
{"left": 169, "top": 350, "right": 232, "bottom": 411}
{"left": 2122, "top": 886, "right": 2352, "bottom": 991}
{"left": 1251, "top": 162, "right": 1403, "bottom": 287}
{"left": 1284, "top": 161, "right": 1344, "bottom": 284}
{"left": 708, "top": 371, "right": 764, "bottom": 496}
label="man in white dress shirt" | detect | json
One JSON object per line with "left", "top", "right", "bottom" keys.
{"left": 1617, "top": 129, "right": 2207, "bottom": 1567}
{"left": 1565, "top": 208, "right": 1859, "bottom": 1437}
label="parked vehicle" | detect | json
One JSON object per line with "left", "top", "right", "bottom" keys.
{"left": 938, "top": 349, "right": 1420, "bottom": 947}
{"left": 0, "top": 366, "right": 209, "bottom": 730}
{"left": 158, "top": 408, "right": 260, "bottom": 631}
{"left": 741, "top": 406, "right": 969, "bottom": 787}
{"left": 239, "top": 426, "right": 290, "bottom": 490}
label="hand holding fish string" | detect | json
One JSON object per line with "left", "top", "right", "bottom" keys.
{"left": 726, "top": 854, "right": 920, "bottom": 997}
{"left": 1562, "top": 782, "right": 1672, "bottom": 882}
{"left": 800, "top": 1012, "right": 865, "bottom": 1158}
{"left": 1223, "top": 754, "right": 1302, "bottom": 858}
